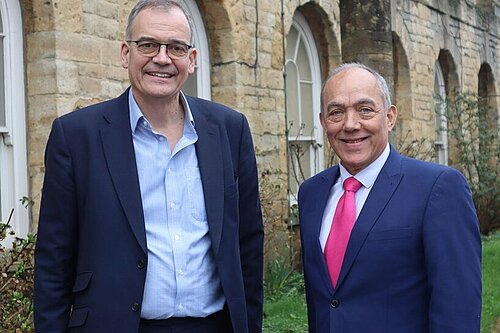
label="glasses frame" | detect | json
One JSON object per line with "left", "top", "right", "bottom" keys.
{"left": 127, "top": 40, "right": 193, "bottom": 59}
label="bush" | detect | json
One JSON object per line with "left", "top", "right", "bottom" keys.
{"left": 0, "top": 199, "right": 35, "bottom": 332}
{"left": 437, "top": 92, "right": 500, "bottom": 234}
{"left": 264, "top": 259, "right": 304, "bottom": 301}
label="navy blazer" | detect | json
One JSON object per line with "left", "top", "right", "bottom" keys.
{"left": 298, "top": 147, "right": 481, "bottom": 333}
{"left": 34, "top": 89, "right": 264, "bottom": 333}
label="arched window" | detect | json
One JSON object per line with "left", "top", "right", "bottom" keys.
{"left": 0, "top": 0, "right": 28, "bottom": 237}
{"left": 285, "top": 12, "right": 323, "bottom": 200}
{"left": 434, "top": 61, "right": 448, "bottom": 165}
{"left": 180, "top": 0, "right": 211, "bottom": 100}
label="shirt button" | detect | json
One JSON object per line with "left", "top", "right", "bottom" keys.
{"left": 331, "top": 299, "right": 340, "bottom": 308}
{"left": 131, "top": 302, "right": 140, "bottom": 312}
{"left": 170, "top": 202, "right": 176, "bottom": 208}
{"left": 178, "top": 304, "right": 184, "bottom": 310}
{"left": 174, "top": 235, "right": 180, "bottom": 241}
{"left": 179, "top": 269, "right": 184, "bottom": 275}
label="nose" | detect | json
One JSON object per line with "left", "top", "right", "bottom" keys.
{"left": 343, "top": 109, "right": 360, "bottom": 131}
{"left": 152, "top": 45, "right": 173, "bottom": 64}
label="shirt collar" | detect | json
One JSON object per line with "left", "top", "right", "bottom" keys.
{"left": 128, "top": 89, "right": 195, "bottom": 133}
{"left": 339, "top": 143, "right": 390, "bottom": 189}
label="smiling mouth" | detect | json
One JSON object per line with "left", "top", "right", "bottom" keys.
{"left": 342, "top": 137, "right": 366, "bottom": 144}
{"left": 148, "top": 72, "right": 174, "bottom": 78}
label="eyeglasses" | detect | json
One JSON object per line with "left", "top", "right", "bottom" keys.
{"left": 127, "top": 40, "right": 193, "bottom": 59}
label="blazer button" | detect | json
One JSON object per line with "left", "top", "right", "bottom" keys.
{"left": 331, "top": 299, "right": 340, "bottom": 308}
{"left": 131, "top": 302, "right": 140, "bottom": 312}
{"left": 137, "top": 259, "right": 146, "bottom": 269}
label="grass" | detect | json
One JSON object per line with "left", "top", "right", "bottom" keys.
{"left": 263, "top": 293, "right": 308, "bottom": 333}
{"left": 263, "top": 259, "right": 308, "bottom": 333}
{"left": 264, "top": 232, "right": 500, "bottom": 333}
{"left": 481, "top": 232, "right": 500, "bottom": 333}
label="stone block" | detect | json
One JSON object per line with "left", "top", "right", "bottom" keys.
{"left": 82, "top": 13, "right": 120, "bottom": 40}
{"left": 26, "top": 32, "right": 56, "bottom": 62}
{"left": 56, "top": 32, "right": 101, "bottom": 63}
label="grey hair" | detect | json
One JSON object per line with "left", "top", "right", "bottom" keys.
{"left": 125, "top": 0, "right": 194, "bottom": 44}
{"left": 321, "top": 62, "right": 392, "bottom": 112}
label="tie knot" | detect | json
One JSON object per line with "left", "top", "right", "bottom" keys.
{"left": 343, "top": 177, "right": 362, "bottom": 193}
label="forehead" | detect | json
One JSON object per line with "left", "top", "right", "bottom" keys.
{"left": 130, "top": 7, "right": 190, "bottom": 40}
{"left": 324, "top": 68, "right": 382, "bottom": 104}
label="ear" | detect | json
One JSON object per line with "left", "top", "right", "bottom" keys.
{"left": 386, "top": 105, "right": 398, "bottom": 131}
{"left": 187, "top": 48, "right": 198, "bottom": 75}
{"left": 121, "top": 41, "right": 130, "bottom": 69}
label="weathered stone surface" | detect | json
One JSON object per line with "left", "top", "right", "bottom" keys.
{"left": 19, "top": 0, "right": 498, "bottom": 252}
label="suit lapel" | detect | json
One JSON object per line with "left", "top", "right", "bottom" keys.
{"left": 308, "top": 166, "right": 340, "bottom": 293}
{"left": 335, "top": 149, "right": 403, "bottom": 290}
{"left": 100, "top": 90, "right": 147, "bottom": 254}
{"left": 190, "top": 99, "right": 225, "bottom": 256}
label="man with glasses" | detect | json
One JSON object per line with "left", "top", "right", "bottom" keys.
{"left": 34, "top": 1, "right": 263, "bottom": 332}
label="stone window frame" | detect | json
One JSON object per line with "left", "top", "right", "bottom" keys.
{"left": 285, "top": 11, "right": 324, "bottom": 201}
{"left": 0, "top": 0, "right": 29, "bottom": 238}
{"left": 180, "top": 0, "right": 211, "bottom": 100}
{"left": 434, "top": 61, "right": 449, "bottom": 165}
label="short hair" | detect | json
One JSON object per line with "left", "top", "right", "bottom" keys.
{"left": 125, "top": 0, "right": 194, "bottom": 44}
{"left": 321, "top": 62, "right": 392, "bottom": 112}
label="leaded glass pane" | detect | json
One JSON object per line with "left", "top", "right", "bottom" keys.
{"left": 300, "top": 82, "right": 313, "bottom": 136}
{"left": 286, "top": 26, "right": 298, "bottom": 60}
{"left": 296, "top": 39, "right": 311, "bottom": 81}
{"left": 286, "top": 62, "right": 300, "bottom": 137}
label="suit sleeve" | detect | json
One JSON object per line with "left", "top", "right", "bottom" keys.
{"left": 237, "top": 114, "right": 264, "bottom": 333}
{"left": 34, "top": 118, "right": 77, "bottom": 332}
{"left": 423, "top": 169, "right": 482, "bottom": 332}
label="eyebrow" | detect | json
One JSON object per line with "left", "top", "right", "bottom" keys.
{"left": 326, "top": 98, "right": 377, "bottom": 110}
{"left": 134, "top": 36, "right": 188, "bottom": 44}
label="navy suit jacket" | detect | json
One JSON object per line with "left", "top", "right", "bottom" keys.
{"left": 34, "top": 89, "right": 264, "bottom": 333}
{"left": 298, "top": 147, "right": 481, "bottom": 333}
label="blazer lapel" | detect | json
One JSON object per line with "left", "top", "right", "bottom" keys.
{"left": 307, "top": 166, "right": 340, "bottom": 293}
{"left": 335, "top": 149, "right": 403, "bottom": 290}
{"left": 100, "top": 90, "right": 147, "bottom": 254}
{"left": 190, "top": 101, "right": 224, "bottom": 256}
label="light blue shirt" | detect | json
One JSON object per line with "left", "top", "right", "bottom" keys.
{"left": 129, "top": 90, "right": 225, "bottom": 319}
{"left": 320, "top": 143, "right": 391, "bottom": 250}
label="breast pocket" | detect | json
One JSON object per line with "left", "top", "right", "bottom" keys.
{"left": 185, "top": 167, "right": 207, "bottom": 222}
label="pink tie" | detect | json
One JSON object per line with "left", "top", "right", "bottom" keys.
{"left": 324, "top": 177, "right": 362, "bottom": 288}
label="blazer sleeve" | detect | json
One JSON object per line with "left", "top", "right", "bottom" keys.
{"left": 423, "top": 168, "right": 482, "bottom": 332}
{"left": 34, "top": 118, "right": 77, "bottom": 332}
{"left": 236, "top": 114, "right": 264, "bottom": 333}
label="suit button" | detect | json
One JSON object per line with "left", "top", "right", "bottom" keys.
{"left": 331, "top": 299, "right": 340, "bottom": 308}
{"left": 131, "top": 302, "right": 140, "bottom": 312}
{"left": 137, "top": 259, "right": 146, "bottom": 269}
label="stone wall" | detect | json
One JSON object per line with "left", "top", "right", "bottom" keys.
{"left": 21, "top": 0, "right": 498, "bottom": 260}
{"left": 391, "top": 0, "right": 499, "bottom": 159}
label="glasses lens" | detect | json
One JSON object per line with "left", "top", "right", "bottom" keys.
{"left": 136, "top": 41, "right": 160, "bottom": 56}
{"left": 168, "top": 43, "right": 189, "bottom": 58}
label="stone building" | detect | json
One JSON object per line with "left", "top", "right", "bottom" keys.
{"left": 1, "top": 1, "right": 498, "bottom": 256}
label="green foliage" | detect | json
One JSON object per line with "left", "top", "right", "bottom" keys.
{"left": 436, "top": 91, "right": 500, "bottom": 234}
{"left": 0, "top": 199, "right": 35, "bottom": 332}
{"left": 264, "top": 259, "right": 304, "bottom": 301}
{"left": 263, "top": 293, "right": 308, "bottom": 333}
{"left": 263, "top": 259, "right": 307, "bottom": 332}
{"left": 481, "top": 232, "right": 500, "bottom": 333}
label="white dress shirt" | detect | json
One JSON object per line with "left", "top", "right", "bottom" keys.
{"left": 319, "top": 144, "right": 391, "bottom": 250}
